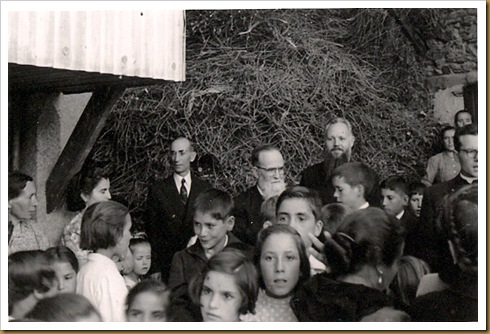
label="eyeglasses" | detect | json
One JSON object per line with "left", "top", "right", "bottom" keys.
{"left": 256, "top": 166, "right": 285, "bottom": 175}
{"left": 460, "top": 149, "right": 478, "bottom": 158}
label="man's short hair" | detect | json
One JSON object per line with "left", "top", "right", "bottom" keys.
{"left": 380, "top": 176, "right": 409, "bottom": 196}
{"left": 9, "top": 171, "right": 33, "bottom": 200}
{"left": 251, "top": 144, "right": 280, "bottom": 167}
{"left": 454, "top": 123, "right": 478, "bottom": 151}
{"left": 332, "top": 162, "right": 378, "bottom": 199}
{"left": 193, "top": 188, "right": 234, "bottom": 220}
{"left": 275, "top": 186, "right": 322, "bottom": 221}
{"left": 325, "top": 117, "right": 353, "bottom": 136}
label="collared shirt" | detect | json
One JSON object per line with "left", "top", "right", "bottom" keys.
{"left": 422, "top": 151, "right": 461, "bottom": 186}
{"left": 309, "top": 254, "right": 328, "bottom": 276}
{"left": 9, "top": 220, "right": 50, "bottom": 254}
{"left": 174, "top": 172, "right": 192, "bottom": 194}
{"left": 459, "top": 173, "right": 477, "bottom": 184}
{"left": 396, "top": 210, "right": 405, "bottom": 220}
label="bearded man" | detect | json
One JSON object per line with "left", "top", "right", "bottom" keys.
{"left": 300, "top": 117, "right": 355, "bottom": 205}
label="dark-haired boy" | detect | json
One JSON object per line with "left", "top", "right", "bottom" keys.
{"left": 167, "top": 188, "right": 252, "bottom": 321}
{"left": 331, "top": 162, "right": 379, "bottom": 210}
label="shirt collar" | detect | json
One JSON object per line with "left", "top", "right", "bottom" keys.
{"left": 459, "top": 173, "right": 477, "bottom": 184}
{"left": 358, "top": 202, "right": 369, "bottom": 210}
{"left": 174, "top": 172, "right": 192, "bottom": 189}
{"left": 396, "top": 210, "right": 405, "bottom": 220}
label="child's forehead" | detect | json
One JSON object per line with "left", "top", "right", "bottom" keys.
{"left": 381, "top": 187, "right": 406, "bottom": 197}
{"left": 278, "top": 197, "right": 314, "bottom": 213}
{"left": 194, "top": 210, "right": 225, "bottom": 223}
{"left": 333, "top": 176, "right": 353, "bottom": 187}
{"left": 132, "top": 243, "right": 151, "bottom": 252}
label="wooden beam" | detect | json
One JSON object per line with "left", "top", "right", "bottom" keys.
{"left": 45, "top": 86, "right": 125, "bottom": 213}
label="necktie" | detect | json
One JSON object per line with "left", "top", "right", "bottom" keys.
{"left": 180, "top": 179, "right": 188, "bottom": 203}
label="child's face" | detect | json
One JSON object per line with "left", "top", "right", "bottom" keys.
{"left": 277, "top": 198, "right": 323, "bottom": 249}
{"left": 52, "top": 261, "right": 77, "bottom": 294}
{"left": 127, "top": 291, "right": 168, "bottom": 322}
{"left": 455, "top": 112, "right": 472, "bottom": 128}
{"left": 332, "top": 176, "right": 363, "bottom": 210}
{"left": 114, "top": 214, "right": 132, "bottom": 257}
{"left": 260, "top": 232, "right": 301, "bottom": 297}
{"left": 193, "top": 211, "right": 234, "bottom": 253}
{"left": 409, "top": 194, "right": 423, "bottom": 217}
{"left": 132, "top": 243, "right": 152, "bottom": 277}
{"left": 200, "top": 270, "right": 243, "bottom": 322}
{"left": 381, "top": 189, "right": 408, "bottom": 216}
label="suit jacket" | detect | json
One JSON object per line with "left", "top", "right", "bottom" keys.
{"left": 399, "top": 210, "right": 423, "bottom": 259}
{"left": 417, "top": 174, "right": 473, "bottom": 272}
{"left": 233, "top": 185, "right": 265, "bottom": 246}
{"left": 167, "top": 233, "right": 253, "bottom": 321}
{"left": 300, "top": 161, "right": 381, "bottom": 207}
{"left": 145, "top": 173, "right": 212, "bottom": 284}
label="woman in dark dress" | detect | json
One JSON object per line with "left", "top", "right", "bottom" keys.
{"left": 291, "top": 207, "right": 409, "bottom": 322}
{"left": 410, "top": 184, "right": 478, "bottom": 322}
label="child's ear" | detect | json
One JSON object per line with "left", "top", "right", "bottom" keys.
{"left": 33, "top": 288, "right": 52, "bottom": 301}
{"left": 402, "top": 194, "right": 409, "bottom": 207}
{"left": 226, "top": 216, "right": 235, "bottom": 232}
{"left": 355, "top": 184, "right": 365, "bottom": 198}
{"left": 80, "top": 192, "right": 89, "bottom": 203}
{"left": 314, "top": 220, "right": 323, "bottom": 237}
{"left": 263, "top": 220, "right": 272, "bottom": 229}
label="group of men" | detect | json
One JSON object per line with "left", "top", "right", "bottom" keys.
{"left": 145, "top": 116, "right": 479, "bottom": 284}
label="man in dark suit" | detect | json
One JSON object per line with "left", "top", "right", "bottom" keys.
{"left": 418, "top": 124, "right": 478, "bottom": 273}
{"left": 300, "top": 117, "right": 355, "bottom": 205}
{"left": 233, "top": 144, "right": 286, "bottom": 246}
{"left": 145, "top": 137, "right": 212, "bottom": 284}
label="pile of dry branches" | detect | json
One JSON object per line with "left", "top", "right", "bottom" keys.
{"left": 88, "top": 9, "right": 446, "bottom": 228}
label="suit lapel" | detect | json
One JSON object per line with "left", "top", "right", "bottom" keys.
{"left": 163, "top": 176, "right": 186, "bottom": 216}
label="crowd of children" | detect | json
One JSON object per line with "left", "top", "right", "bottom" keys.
{"left": 7, "top": 120, "right": 479, "bottom": 323}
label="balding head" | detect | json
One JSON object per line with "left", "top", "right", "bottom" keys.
{"left": 170, "top": 137, "right": 196, "bottom": 176}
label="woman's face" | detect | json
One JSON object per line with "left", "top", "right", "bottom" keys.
{"left": 443, "top": 129, "right": 456, "bottom": 151}
{"left": 83, "top": 178, "right": 111, "bottom": 208}
{"left": 52, "top": 261, "right": 77, "bottom": 293}
{"left": 200, "top": 271, "right": 243, "bottom": 322}
{"left": 260, "top": 233, "right": 301, "bottom": 298}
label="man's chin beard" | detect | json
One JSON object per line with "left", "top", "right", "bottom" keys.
{"left": 324, "top": 151, "right": 350, "bottom": 177}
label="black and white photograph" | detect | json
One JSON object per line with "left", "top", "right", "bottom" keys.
{"left": 2, "top": 1, "right": 485, "bottom": 330}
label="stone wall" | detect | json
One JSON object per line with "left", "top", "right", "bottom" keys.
{"left": 424, "top": 8, "right": 478, "bottom": 125}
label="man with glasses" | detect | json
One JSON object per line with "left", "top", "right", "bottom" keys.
{"left": 233, "top": 144, "right": 286, "bottom": 245}
{"left": 145, "top": 137, "right": 212, "bottom": 284}
{"left": 417, "top": 123, "right": 478, "bottom": 273}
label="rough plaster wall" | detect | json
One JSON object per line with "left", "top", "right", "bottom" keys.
{"left": 432, "top": 85, "right": 465, "bottom": 126}
{"left": 44, "top": 93, "right": 92, "bottom": 246}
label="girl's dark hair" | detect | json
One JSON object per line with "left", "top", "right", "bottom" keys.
{"left": 438, "top": 184, "right": 478, "bottom": 278}
{"left": 80, "top": 200, "right": 129, "bottom": 251}
{"left": 45, "top": 246, "right": 79, "bottom": 273}
{"left": 9, "top": 171, "right": 33, "bottom": 200}
{"left": 129, "top": 232, "right": 151, "bottom": 252}
{"left": 189, "top": 248, "right": 258, "bottom": 315}
{"left": 324, "top": 207, "right": 405, "bottom": 277}
{"left": 8, "top": 250, "right": 56, "bottom": 314}
{"left": 254, "top": 224, "right": 310, "bottom": 292}
{"left": 126, "top": 280, "right": 169, "bottom": 314}
{"left": 66, "top": 165, "right": 109, "bottom": 212}
{"left": 25, "top": 293, "right": 101, "bottom": 321}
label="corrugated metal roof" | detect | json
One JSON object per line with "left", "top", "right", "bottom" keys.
{"left": 9, "top": 11, "right": 185, "bottom": 82}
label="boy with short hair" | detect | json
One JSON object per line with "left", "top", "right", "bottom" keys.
{"left": 407, "top": 182, "right": 426, "bottom": 218}
{"left": 260, "top": 195, "right": 279, "bottom": 229}
{"left": 331, "top": 162, "right": 379, "bottom": 210}
{"left": 275, "top": 186, "right": 326, "bottom": 275}
{"left": 380, "top": 176, "right": 409, "bottom": 219}
{"left": 167, "top": 188, "right": 251, "bottom": 321}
